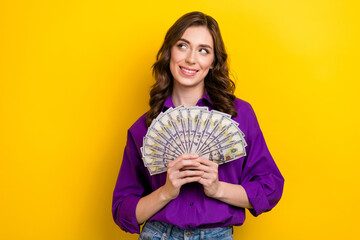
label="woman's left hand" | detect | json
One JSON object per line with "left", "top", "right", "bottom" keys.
{"left": 193, "top": 157, "right": 221, "bottom": 198}
{"left": 182, "top": 157, "right": 252, "bottom": 208}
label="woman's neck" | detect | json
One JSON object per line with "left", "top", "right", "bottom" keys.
{"left": 171, "top": 84, "right": 205, "bottom": 107}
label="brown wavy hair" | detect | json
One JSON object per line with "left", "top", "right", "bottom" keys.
{"left": 146, "top": 11, "right": 237, "bottom": 127}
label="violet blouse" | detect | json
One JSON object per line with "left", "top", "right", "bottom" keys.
{"left": 112, "top": 94, "right": 284, "bottom": 233}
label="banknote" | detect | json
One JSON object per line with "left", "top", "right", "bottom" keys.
{"left": 188, "top": 107, "right": 209, "bottom": 153}
{"left": 145, "top": 128, "right": 182, "bottom": 155}
{"left": 141, "top": 145, "right": 178, "bottom": 160}
{"left": 150, "top": 118, "right": 185, "bottom": 154}
{"left": 200, "top": 137, "right": 246, "bottom": 165}
{"left": 194, "top": 110, "right": 230, "bottom": 153}
{"left": 167, "top": 106, "right": 188, "bottom": 153}
{"left": 147, "top": 165, "right": 168, "bottom": 175}
{"left": 196, "top": 116, "right": 237, "bottom": 154}
{"left": 142, "top": 106, "right": 247, "bottom": 175}
{"left": 178, "top": 107, "right": 190, "bottom": 151}
{"left": 157, "top": 109, "right": 186, "bottom": 153}
{"left": 143, "top": 136, "right": 179, "bottom": 157}
{"left": 142, "top": 155, "right": 174, "bottom": 167}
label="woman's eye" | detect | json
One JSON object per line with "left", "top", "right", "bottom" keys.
{"left": 200, "top": 48, "right": 209, "bottom": 54}
{"left": 177, "top": 44, "right": 187, "bottom": 49}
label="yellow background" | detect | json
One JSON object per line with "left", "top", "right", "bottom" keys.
{"left": 1, "top": 0, "right": 359, "bottom": 239}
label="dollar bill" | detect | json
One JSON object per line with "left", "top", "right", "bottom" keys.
{"left": 191, "top": 110, "right": 210, "bottom": 153}
{"left": 147, "top": 165, "right": 168, "bottom": 175}
{"left": 143, "top": 136, "right": 179, "bottom": 157}
{"left": 141, "top": 145, "right": 178, "bottom": 160}
{"left": 150, "top": 118, "right": 185, "bottom": 154}
{"left": 167, "top": 106, "right": 188, "bottom": 153}
{"left": 145, "top": 128, "right": 182, "bottom": 155}
{"left": 194, "top": 110, "right": 229, "bottom": 153}
{"left": 142, "top": 155, "right": 174, "bottom": 167}
{"left": 188, "top": 107, "right": 209, "bottom": 153}
{"left": 179, "top": 107, "right": 190, "bottom": 152}
{"left": 196, "top": 116, "right": 236, "bottom": 154}
{"left": 200, "top": 136, "right": 246, "bottom": 165}
{"left": 198, "top": 130, "right": 245, "bottom": 156}
{"left": 143, "top": 106, "right": 247, "bottom": 175}
{"left": 157, "top": 109, "right": 186, "bottom": 153}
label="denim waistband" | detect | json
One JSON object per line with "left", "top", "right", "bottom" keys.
{"left": 141, "top": 221, "right": 233, "bottom": 240}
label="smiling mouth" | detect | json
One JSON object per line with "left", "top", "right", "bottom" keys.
{"left": 179, "top": 66, "right": 198, "bottom": 76}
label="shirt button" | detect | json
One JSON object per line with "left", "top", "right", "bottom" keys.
{"left": 189, "top": 202, "right": 194, "bottom": 206}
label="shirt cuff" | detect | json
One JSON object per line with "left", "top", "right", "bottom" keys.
{"left": 118, "top": 196, "right": 142, "bottom": 233}
{"left": 242, "top": 181, "right": 270, "bottom": 217}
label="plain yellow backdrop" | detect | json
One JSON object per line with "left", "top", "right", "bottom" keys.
{"left": 1, "top": 0, "right": 359, "bottom": 239}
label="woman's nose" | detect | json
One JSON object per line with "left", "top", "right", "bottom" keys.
{"left": 185, "top": 50, "right": 196, "bottom": 65}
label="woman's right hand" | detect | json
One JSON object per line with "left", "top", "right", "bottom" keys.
{"left": 160, "top": 154, "right": 204, "bottom": 201}
{"left": 136, "top": 153, "right": 203, "bottom": 224}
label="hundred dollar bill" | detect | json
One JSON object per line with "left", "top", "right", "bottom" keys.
{"left": 143, "top": 106, "right": 248, "bottom": 174}
{"left": 191, "top": 109, "right": 210, "bottom": 153}
{"left": 167, "top": 106, "right": 188, "bottom": 153}
{"left": 194, "top": 110, "right": 229, "bottom": 153}
{"left": 196, "top": 116, "right": 236, "bottom": 154}
{"left": 202, "top": 122, "right": 247, "bottom": 154}
{"left": 147, "top": 165, "right": 168, "bottom": 175}
{"left": 141, "top": 145, "right": 178, "bottom": 159}
{"left": 157, "top": 109, "right": 186, "bottom": 153}
{"left": 179, "top": 108, "right": 190, "bottom": 152}
{"left": 143, "top": 136, "right": 179, "bottom": 157}
{"left": 200, "top": 136, "right": 246, "bottom": 165}
{"left": 142, "top": 155, "right": 173, "bottom": 167}
{"left": 188, "top": 107, "right": 208, "bottom": 153}
{"left": 198, "top": 131, "right": 245, "bottom": 156}
{"left": 150, "top": 118, "right": 185, "bottom": 154}
{"left": 145, "top": 128, "right": 182, "bottom": 156}
{"left": 222, "top": 123, "right": 247, "bottom": 147}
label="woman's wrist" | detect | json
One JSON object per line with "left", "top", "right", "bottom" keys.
{"left": 158, "top": 186, "right": 176, "bottom": 202}
{"left": 212, "top": 181, "right": 225, "bottom": 199}
{"left": 209, "top": 181, "right": 252, "bottom": 209}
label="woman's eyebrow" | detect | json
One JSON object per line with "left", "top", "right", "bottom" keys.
{"left": 178, "top": 38, "right": 213, "bottom": 49}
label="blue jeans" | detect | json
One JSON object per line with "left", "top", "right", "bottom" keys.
{"left": 139, "top": 221, "right": 233, "bottom": 240}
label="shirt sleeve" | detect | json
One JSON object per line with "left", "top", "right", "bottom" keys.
{"left": 240, "top": 105, "right": 285, "bottom": 217}
{"left": 112, "top": 130, "right": 151, "bottom": 233}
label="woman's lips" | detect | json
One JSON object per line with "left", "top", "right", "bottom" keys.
{"left": 179, "top": 66, "right": 198, "bottom": 76}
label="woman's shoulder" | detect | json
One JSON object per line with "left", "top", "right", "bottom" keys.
{"left": 128, "top": 112, "right": 148, "bottom": 138}
{"left": 233, "top": 97, "right": 255, "bottom": 115}
{"left": 232, "top": 98, "right": 261, "bottom": 137}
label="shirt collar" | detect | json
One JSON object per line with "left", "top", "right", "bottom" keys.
{"left": 162, "top": 91, "right": 214, "bottom": 112}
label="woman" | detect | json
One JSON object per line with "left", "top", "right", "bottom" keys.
{"left": 112, "top": 11, "right": 284, "bottom": 239}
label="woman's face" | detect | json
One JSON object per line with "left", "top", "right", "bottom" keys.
{"left": 170, "top": 26, "right": 214, "bottom": 90}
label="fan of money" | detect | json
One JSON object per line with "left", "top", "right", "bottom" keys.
{"left": 141, "top": 106, "right": 247, "bottom": 175}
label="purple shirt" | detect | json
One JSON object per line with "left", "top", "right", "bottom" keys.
{"left": 112, "top": 94, "right": 284, "bottom": 234}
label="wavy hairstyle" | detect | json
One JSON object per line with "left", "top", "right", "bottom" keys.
{"left": 146, "top": 11, "right": 237, "bottom": 127}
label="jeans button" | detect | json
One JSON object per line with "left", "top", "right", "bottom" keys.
{"left": 186, "top": 231, "right": 192, "bottom": 237}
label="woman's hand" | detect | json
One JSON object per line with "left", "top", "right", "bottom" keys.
{"left": 137, "top": 155, "right": 251, "bottom": 224}
{"left": 192, "top": 157, "right": 253, "bottom": 209}
{"left": 160, "top": 153, "right": 204, "bottom": 201}
{"left": 194, "top": 157, "right": 222, "bottom": 198}
{"left": 136, "top": 154, "right": 202, "bottom": 224}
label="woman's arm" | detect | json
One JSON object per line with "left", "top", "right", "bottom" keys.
{"left": 135, "top": 154, "right": 204, "bottom": 224}
{"left": 135, "top": 185, "right": 171, "bottom": 225}
{"left": 213, "top": 181, "right": 252, "bottom": 209}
